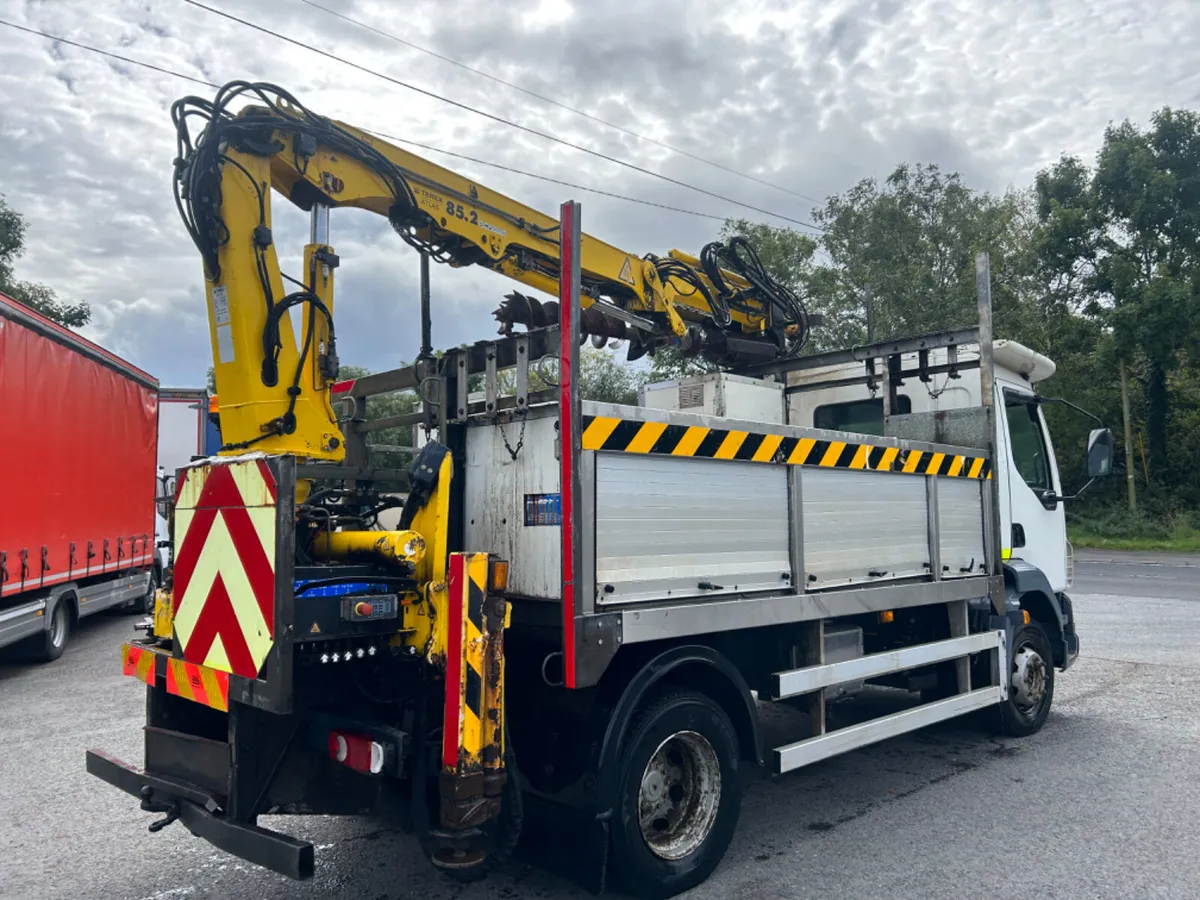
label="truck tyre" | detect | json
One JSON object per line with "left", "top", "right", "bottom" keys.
{"left": 35, "top": 596, "right": 72, "bottom": 663}
{"left": 996, "top": 621, "right": 1055, "bottom": 737}
{"left": 610, "top": 690, "right": 741, "bottom": 899}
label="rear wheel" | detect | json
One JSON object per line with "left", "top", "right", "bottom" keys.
{"left": 610, "top": 690, "right": 741, "bottom": 899}
{"left": 35, "top": 597, "right": 72, "bottom": 662}
{"left": 996, "top": 621, "right": 1055, "bottom": 737}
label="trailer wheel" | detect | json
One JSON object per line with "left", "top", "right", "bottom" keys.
{"left": 35, "top": 596, "right": 72, "bottom": 662}
{"left": 996, "top": 621, "right": 1055, "bottom": 737}
{"left": 610, "top": 690, "right": 741, "bottom": 899}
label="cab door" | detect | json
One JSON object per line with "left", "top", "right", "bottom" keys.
{"left": 995, "top": 382, "right": 1068, "bottom": 591}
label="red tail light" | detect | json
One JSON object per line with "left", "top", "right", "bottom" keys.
{"left": 327, "top": 731, "right": 385, "bottom": 774}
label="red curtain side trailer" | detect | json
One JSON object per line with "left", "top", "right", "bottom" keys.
{"left": 0, "top": 291, "right": 159, "bottom": 660}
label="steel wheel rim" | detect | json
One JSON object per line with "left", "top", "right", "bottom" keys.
{"left": 637, "top": 730, "right": 721, "bottom": 861}
{"left": 1011, "top": 641, "right": 1048, "bottom": 717}
{"left": 50, "top": 604, "right": 67, "bottom": 648}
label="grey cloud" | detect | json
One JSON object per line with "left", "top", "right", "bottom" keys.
{"left": 1, "top": 0, "right": 1196, "bottom": 387}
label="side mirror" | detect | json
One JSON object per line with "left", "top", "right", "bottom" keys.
{"left": 1087, "top": 428, "right": 1115, "bottom": 478}
{"left": 155, "top": 472, "right": 175, "bottom": 521}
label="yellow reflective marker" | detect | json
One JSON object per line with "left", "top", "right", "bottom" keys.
{"left": 672, "top": 426, "right": 709, "bottom": 457}
{"left": 581, "top": 416, "right": 620, "bottom": 451}
{"left": 714, "top": 431, "right": 748, "bottom": 460}
{"left": 789, "top": 438, "right": 816, "bottom": 465}
{"left": 625, "top": 421, "right": 667, "bottom": 454}
{"left": 820, "top": 441, "right": 846, "bottom": 467}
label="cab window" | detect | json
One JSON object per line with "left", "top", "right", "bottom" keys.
{"left": 813, "top": 395, "right": 911, "bottom": 436}
{"left": 1004, "top": 391, "right": 1051, "bottom": 491}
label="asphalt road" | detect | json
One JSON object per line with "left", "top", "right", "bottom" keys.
{"left": 3, "top": 552, "right": 1199, "bottom": 900}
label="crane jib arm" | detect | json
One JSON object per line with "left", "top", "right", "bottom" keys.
{"left": 172, "top": 81, "right": 811, "bottom": 460}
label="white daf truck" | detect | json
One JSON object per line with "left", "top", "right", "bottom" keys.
{"left": 91, "top": 230, "right": 1111, "bottom": 898}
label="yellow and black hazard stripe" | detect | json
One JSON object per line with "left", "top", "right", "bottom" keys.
{"left": 443, "top": 552, "right": 491, "bottom": 773}
{"left": 462, "top": 553, "right": 487, "bottom": 761}
{"left": 581, "top": 415, "right": 992, "bottom": 479}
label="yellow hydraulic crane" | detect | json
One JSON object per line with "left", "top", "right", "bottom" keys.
{"left": 172, "top": 81, "right": 810, "bottom": 463}
{"left": 153, "top": 81, "right": 811, "bottom": 874}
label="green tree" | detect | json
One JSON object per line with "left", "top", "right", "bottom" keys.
{"left": 1093, "top": 110, "right": 1200, "bottom": 484}
{"left": 811, "top": 163, "right": 1037, "bottom": 346}
{"left": 0, "top": 196, "right": 90, "bottom": 328}
{"left": 574, "top": 346, "right": 649, "bottom": 403}
{"left": 335, "top": 364, "right": 418, "bottom": 468}
{"left": 506, "top": 346, "right": 648, "bottom": 403}
{"left": 1034, "top": 154, "right": 1137, "bottom": 505}
{"left": 1035, "top": 109, "right": 1200, "bottom": 500}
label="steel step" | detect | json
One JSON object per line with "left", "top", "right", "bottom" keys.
{"left": 773, "top": 685, "right": 1004, "bottom": 774}
{"left": 772, "top": 630, "right": 1003, "bottom": 700}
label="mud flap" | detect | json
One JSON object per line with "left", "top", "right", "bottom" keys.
{"left": 516, "top": 792, "right": 610, "bottom": 896}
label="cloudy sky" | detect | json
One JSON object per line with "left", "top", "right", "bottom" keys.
{"left": 1, "top": 0, "right": 1196, "bottom": 387}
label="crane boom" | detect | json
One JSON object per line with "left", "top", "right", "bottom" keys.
{"left": 172, "top": 81, "right": 809, "bottom": 460}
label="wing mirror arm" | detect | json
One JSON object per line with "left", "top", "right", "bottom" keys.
{"left": 1041, "top": 477, "right": 1098, "bottom": 507}
{"left": 1034, "top": 395, "right": 1106, "bottom": 428}
{"left": 1036, "top": 397, "right": 1116, "bottom": 482}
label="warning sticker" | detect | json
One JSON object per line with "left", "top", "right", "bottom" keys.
{"left": 211, "top": 285, "right": 231, "bottom": 325}
{"left": 618, "top": 257, "right": 635, "bottom": 285}
{"left": 524, "top": 493, "right": 562, "bottom": 526}
{"left": 216, "top": 324, "right": 235, "bottom": 364}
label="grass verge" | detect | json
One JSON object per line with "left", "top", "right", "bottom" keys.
{"left": 1067, "top": 524, "right": 1200, "bottom": 553}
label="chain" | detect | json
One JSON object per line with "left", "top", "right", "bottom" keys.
{"left": 498, "top": 409, "right": 527, "bottom": 461}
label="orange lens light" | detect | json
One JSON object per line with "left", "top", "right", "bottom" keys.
{"left": 489, "top": 560, "right": 510, "bottom": 592}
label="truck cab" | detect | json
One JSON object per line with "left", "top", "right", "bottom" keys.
{"left": 788, "top": 340, "right": 1071, "bottom": 595}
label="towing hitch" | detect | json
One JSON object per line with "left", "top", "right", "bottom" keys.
{"left": 139, "top": 785, "right": 180, "bottom": 833}
{"left": 86, "top": 749, "right": 315, "bottom": 880}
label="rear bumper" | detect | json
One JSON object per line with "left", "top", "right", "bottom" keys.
{"left": 85, "top": 749, "right": 314, "bottom": 880}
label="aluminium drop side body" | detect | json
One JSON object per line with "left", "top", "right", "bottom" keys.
{"left": 0, "top": 292, "right": 158, "bottom": 656}
{"left": 86, "top": 215, "right": 1079, "bottom": 896}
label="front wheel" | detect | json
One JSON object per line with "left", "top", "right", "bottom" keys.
{"left": 996, "top": 621, "right": 1055, "bottom": 737}
{"left": 610, "top": 690, "right": 742, "bottom": 899}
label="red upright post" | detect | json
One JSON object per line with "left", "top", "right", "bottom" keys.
{"left": 558, "top": 201, "right": 582, "bottom": 689}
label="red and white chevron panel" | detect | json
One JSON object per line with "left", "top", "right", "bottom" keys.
{"left": 171, "top": 458, "right": 277, "bottom": 679}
